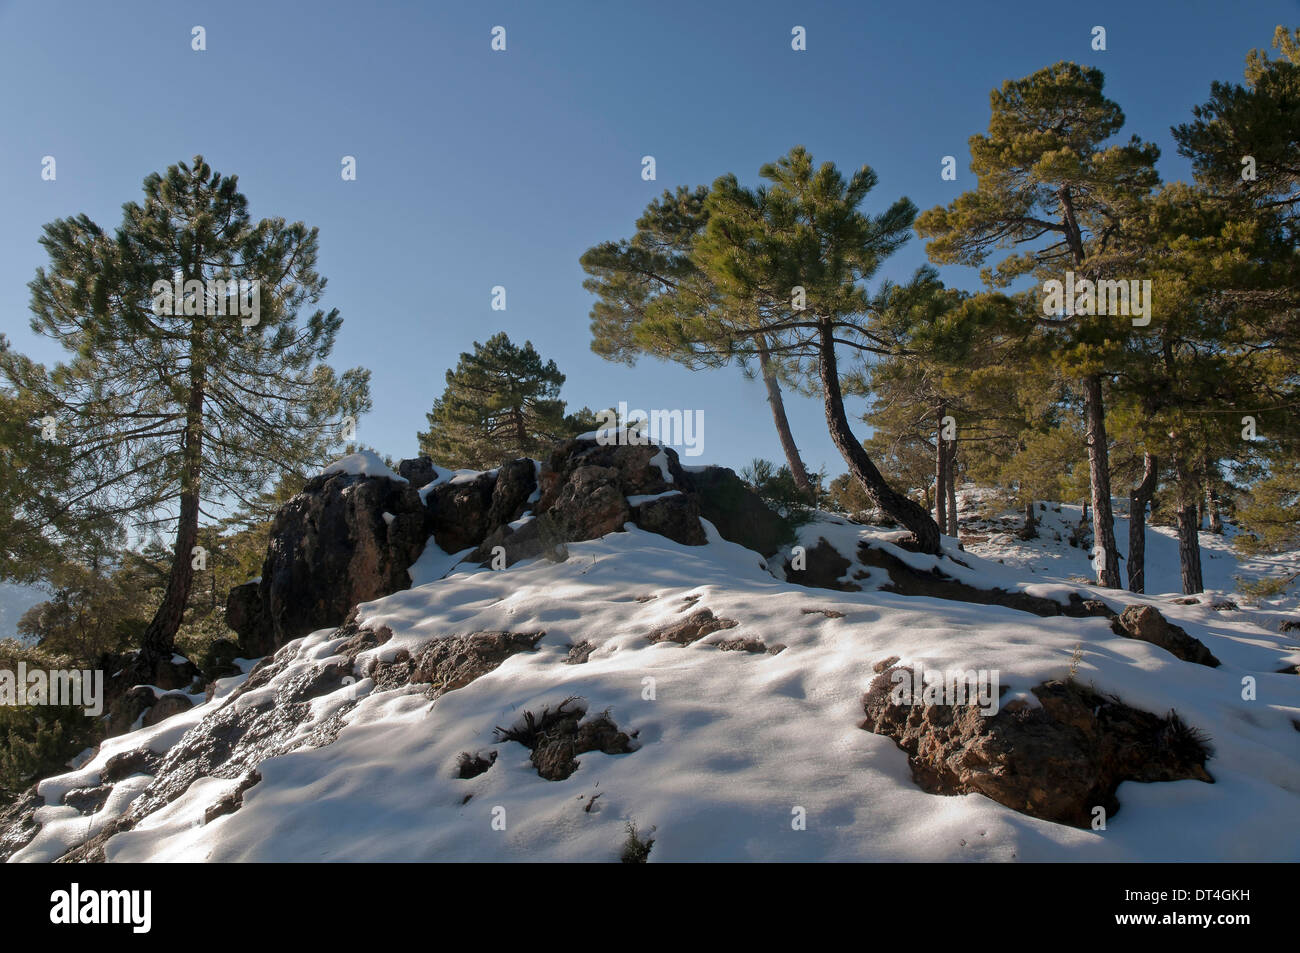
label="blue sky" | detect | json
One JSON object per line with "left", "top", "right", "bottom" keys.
{"left": 0, "top": 0, "right": 1292, "bottom": 479}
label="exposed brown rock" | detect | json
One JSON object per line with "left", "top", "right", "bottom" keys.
{"left": 631, "top": 493, "right": 707, "bottom": 546}
{"left": 0, "top": 790, "right": 44, "bottom": 862}
{"left": 396, "top": 456, "right": 438, "bottom": 489}
{"left": 646, "top": 608, "right": 739, "bottom": 645}
{"left": 427, "top": 471, "right": 496, "bottom": 554}
{"left": 142, "top": 692, "right": 193, "bottom": 728}
{"left": 856, "top": 541, "right": 1113, "bottom": 619}
{"left": 410, "top": 630, "right": 546, "bottom": 694}
{"left": 862, "top": 668, "right": 1214, "bottom": 828}
{"left": 714, "top": 637, "right": 785, "bottom": 655}
{"left": 540, "top": 466, "right": 630, "bottom": 543}
{"left": 564, "top": 641, "right": 595, "bottom": 665}
{"left": 203, "top": 770, "right": 261, "bottom": 825}
{"left": 873, "top": 655, "right": 902, "bottom": 673}
{"left": 456, "top": 751, "right": 497, "bottom": 779}
{"left": 1110, "top": 606, "right": 1221, "bottom": 667}
{"left": 229, "top": 469, "right": 433, "bottom": 656}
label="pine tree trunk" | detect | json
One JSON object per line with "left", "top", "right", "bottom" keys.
{"left": 138, "top": 373, "right": 204, "bottom": 675}
{"left": 934, "top": 430, "right": 947, "bottom": 531}
{"left": 1177, "top": 503, "right": 1205, "bottom": 594}
{"left": 817, "top": 320, "right": 941, "bottom": 554}
{"left": 1172, "top": 457, "right": 1205, "bottom": 595}
{"left": 1127, "top": 453, "right": 1158, "bottom": 593}
{"left": 1022, "top": 498, "right": 1038, "bottom": 540}
{"left": 945, "top": 441, "right": 958, "bottom": 537}
{"left": 757, "top": 343, "right": 813, "bottom": 499}
{"left": 1204, "top": 461, "right": 1223, "bottom": 534}
{"left": 1081, "top": 374, "right": 1121, "bottom": 587}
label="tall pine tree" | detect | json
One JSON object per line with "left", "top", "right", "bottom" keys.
{"left": 2, "top": 157, "right": 370, "bottom": 678}
{"left": 915, "top": 63, "right": 1160, "bottom": 587}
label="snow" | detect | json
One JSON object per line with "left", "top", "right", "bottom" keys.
{"left": 951, "top": 487, "right": 1300, "bottom": 608}
{"left": 626, "top": 490, "right": 682, "bottom": 506}
{"left": 322, "top": 449, "right": 406, "bottom": 483}
{"left": 407, "top": 538, "right": 476, "bottom": 586}
{"left": 451, "top": 468, "right": 496, "bottom": 485}
{"left": 648, "top": 450, "right": 674, "bottom": 484}
{"left": 10, "top": 498, "right": 1300, "bottom": 863}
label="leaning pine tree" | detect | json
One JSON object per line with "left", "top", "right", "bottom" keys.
{"left": 581, "top": 185, "right": 817, "bottom": 498}
{"left": 5, "top": 157, "right": 371, "bottom": 681}
{"left": 677, "top": 147, "right": 943, "bottom": 553}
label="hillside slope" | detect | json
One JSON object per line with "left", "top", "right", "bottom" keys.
{"left": 7, "top": 487, "right": 1298, "bottom": 862}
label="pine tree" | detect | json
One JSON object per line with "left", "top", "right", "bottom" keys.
{"left": 915, "top": 62, "right": 1160, "bottom": 587}
{"left": 1175, "top": 26, "right": 1300, "bottom": 237}
{"left": 677, "top": 147, "right": 942, "bottom": 553}
{"left": 581, "top": 186, "right": 816, "bottom": 496}
{"left": 417, "top": 332, "right": 585, "bottom": 469}
{"left": 1172, "top": 27, "right": 1300, "bottom": 564}
{"left": 0, "top": 337, "right": 120, "bottom": 582}
{"left": 1, "top": 157, "right": 370, "bottom": 678}
{"left": 1235, "top": 455, "right": 1300, "bottom": 554}
{"left": 864, "top": 279, "right": 1035, "bottom": 537}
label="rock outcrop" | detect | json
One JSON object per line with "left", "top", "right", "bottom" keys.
{"left": 688, "top": 466, "right": 794, "bottom": 557}
{"left": 862, "top": 666, "right": 1214, "bottom": 828}
{"left": 226, "top": 439, "right": 789, "bottom": 655}
{"left": 229, "top": 468, "right": 432, "bottom": 657}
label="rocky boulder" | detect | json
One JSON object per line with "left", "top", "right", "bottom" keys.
{"left": 227, "top": 468, "right": 432, "bottom": 656}
{"left": 862, "top": 667, "right": 1214, "bottom": 827}
{"left": 396, "top": 455, "right": 438, "bottom": 489}
{"left": 142, "top": 692, "right": 194, "bottom": 728}
{"left": 630, "top": 492, "right": 708, "bottom": 546}
{"left": 1111, "top": 605, "right": 1222, "bottom": 667}
{"left": 687, "top": 466, "right": 794, "bottom": 557}
{"left": 227, "top": 439, "right": 791, "bottom": 653}
{"left": 536, "top": 439, "right": 684, "bottom": 511}
{"left": 538, "top": 465, "right": 630, "bottom": 543}
{"left": 426, "top": 471, "right": 497, "bottom": 554}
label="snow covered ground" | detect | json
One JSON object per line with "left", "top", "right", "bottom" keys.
{"left": 951, "top": 485, "right": 1299, "bottom": 600}
{"left": 10, "top": 497, "right": 1300, "bottom": 862}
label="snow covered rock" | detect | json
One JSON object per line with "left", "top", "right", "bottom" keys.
{"left": 862, "top": 668, "right": 1214, "bottom": 828}
{"left": 1110, "top": 605, "right": 1222, "bottom": 668}
{"left": 230, "top": 438, "right": 791, "bottom": 657}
